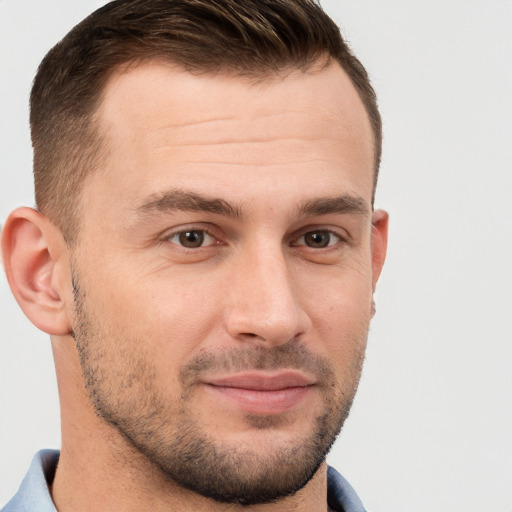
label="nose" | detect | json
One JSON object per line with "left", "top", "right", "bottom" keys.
{"left": 223, "top": 241, "right": 311, "bottom": 346}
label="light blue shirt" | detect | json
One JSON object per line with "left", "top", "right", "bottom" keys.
{"left": 2, "top": 450, "right": 366, "bottom": 512}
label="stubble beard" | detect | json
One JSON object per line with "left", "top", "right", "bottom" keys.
{"left": 71, "top": 272, "right": 368, "bottom": 506}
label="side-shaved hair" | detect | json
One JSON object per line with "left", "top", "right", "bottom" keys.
{"left": 30, "top": 0, "right": 381, "bottom": 242}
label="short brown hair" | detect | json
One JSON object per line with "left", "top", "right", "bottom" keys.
{"left": 30, "top": 0, "right": 381, "bottom": 242}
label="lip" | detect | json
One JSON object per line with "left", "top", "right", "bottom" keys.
{"left": 203, "top": 371, "right": 315, "bottom": 415}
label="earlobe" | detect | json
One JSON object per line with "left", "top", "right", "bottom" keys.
{"left": 1, "top": 207, "right": 72, "bottom": 335}
{"left": 370, "top": 209, "right": 389, "bottom": 291}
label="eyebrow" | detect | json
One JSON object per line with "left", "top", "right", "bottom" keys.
{"left": 135, "top": 189, "right": 369, "bottom": 220}
{"left": 136, "top": 189, "right": 242, "bottom": 218}
{"left": 298, "top": 194, "right": 370, "bottom": 217}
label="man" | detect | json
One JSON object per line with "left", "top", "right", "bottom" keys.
{"left": 1, "top": 0, "right": 388, "bottom": 510}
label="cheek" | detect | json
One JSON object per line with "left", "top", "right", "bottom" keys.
{"left": 101, "top": 271, "right": 223, "bottom": 365}
{"left": 296, "top": 260, "right": 373, "bottom": 362}
{"left": 298, "top": 254, "right": 374, "bottom": 322}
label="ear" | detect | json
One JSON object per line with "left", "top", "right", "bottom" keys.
{"left": 370, "top": 209, "right": 389, "bottom": 290}
{"left": 1, "top": 207, "right": 72, "bottom": 335}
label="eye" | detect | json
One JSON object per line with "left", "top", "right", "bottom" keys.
{"left": 167, "top": 229, "right": 217, "bottom": 248}
{"left": 296, "top": 230, "right": 341, "bottom": 248}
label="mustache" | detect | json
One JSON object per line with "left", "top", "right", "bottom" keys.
{"left": 179, "top": 343, "right": 334, "bottom": 388}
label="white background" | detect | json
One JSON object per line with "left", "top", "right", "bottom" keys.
{"left": 1, "top": 1, "right": 511, "bottom": 510}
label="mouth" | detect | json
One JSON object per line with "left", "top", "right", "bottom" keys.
{"left": 203, "top": 371, "right": 316, "bottom": 415}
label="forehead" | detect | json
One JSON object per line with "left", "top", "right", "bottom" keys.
{"left": 89, "top": 61, "right": 374, "bottom": 213}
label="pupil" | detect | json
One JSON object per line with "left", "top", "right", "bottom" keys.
{"left": 179, "top": 230, "right": 204, "bottom": 248}
{"left": 305, "top": 231, "right": 330, "bottom": 248}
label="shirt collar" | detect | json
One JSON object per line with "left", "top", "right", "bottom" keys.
{"left": 2, "top": 449, "right": 58, "bottom": 512}
{"left": 327, "top": 465, "right": 367, "bottom": 512}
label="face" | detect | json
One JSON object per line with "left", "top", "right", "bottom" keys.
{"left": 69, "top": 61, "right": 386, "bottom": 505}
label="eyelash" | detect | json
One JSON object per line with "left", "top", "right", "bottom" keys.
{"left": 162, "top": 226, "right": 220, "bottom": 249}
{"left": 292, "top": 230, "right": 343, "bottom": 249}
{"left": 162, "top": 226, "right": 348, "bottom": 250}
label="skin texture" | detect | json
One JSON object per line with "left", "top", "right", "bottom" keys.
{"left": 1, "top": 61, "right": 388, "bottom": 512}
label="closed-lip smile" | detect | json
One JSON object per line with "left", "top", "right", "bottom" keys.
{"left": 203, "top": 371, "right": 316, "bottom": 414}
